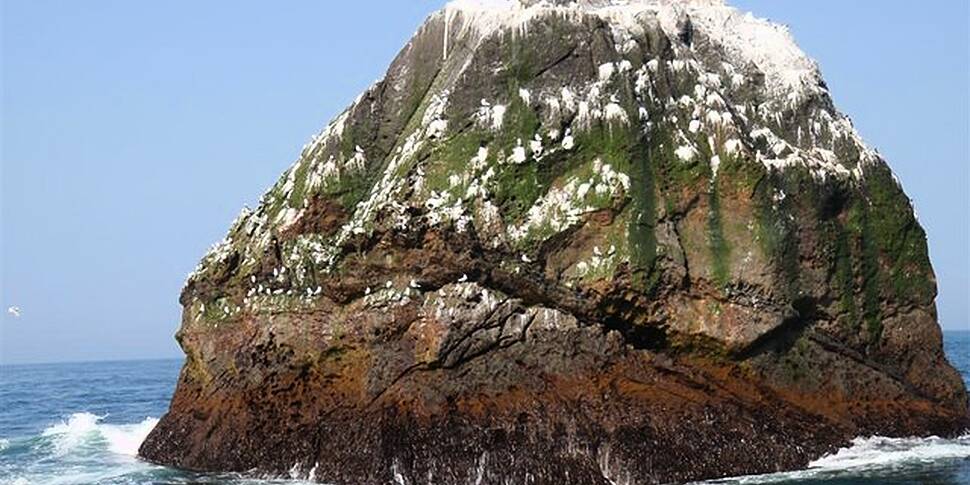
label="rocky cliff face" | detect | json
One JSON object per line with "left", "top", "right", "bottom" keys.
{"left": 140, "top": 0, "right": 969, "bottom": 483}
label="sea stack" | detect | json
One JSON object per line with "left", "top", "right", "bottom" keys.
{"left": 140, "top": 1, "right": 969, "bottom": 482}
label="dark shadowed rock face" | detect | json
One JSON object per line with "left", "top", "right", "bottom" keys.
{"left": 140, "top": 0, "right": 969, "bottom": 483}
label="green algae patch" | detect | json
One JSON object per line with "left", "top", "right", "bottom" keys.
{"left": 861, "top": 164, "right": 935, "bottom": 304}
{"left": 423, "top": 130, "right": 490, "bottom": 196}
{"left": 706, "top": 183, "right": 731, "bottom": 289}
{"left": 627, "top": 135, "right": 659, "bottom": 293}
{"left": 578, "top": 120, "right": 658, "bottom": 292}
{"left": 490, "top": 97, "right": 544, "bottom": 221}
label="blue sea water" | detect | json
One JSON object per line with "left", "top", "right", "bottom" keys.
{"left": 1, "top": 333, "right": 968, "bottom": 485}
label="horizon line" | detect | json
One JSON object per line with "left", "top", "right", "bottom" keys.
{"left": 0, "top": 355, "right": 184, "bottom": 368}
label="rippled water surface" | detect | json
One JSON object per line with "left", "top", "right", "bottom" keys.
{"left": 2, "top": 333, "right": 968, "bottom": 484}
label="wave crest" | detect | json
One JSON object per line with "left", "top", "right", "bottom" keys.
{"left": 809, "top": 433, "right": 970, "bottom": 471}
{"left": 40, "top": 412, "right": 158, "bottom": 456}
{"left": 695, "top": 432, "right": 970, "bottom": 483}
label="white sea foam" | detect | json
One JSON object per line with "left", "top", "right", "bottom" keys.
{"left": 40, "top": 412, "right": 159, "bottom": 457}
{"left": 100, "top": 417, "right": 159, "bottom": 456}
{"left": 693, "top": 433, "right": 970, "bottom": 484}
{"left": 41, "top": 412, "right": 102, "bottom": 455}
{"left": 809, "top": 433, "right": 970, "bottom": 471}
{"left": 10, "top": 412, "right": 313, "bottom": 484}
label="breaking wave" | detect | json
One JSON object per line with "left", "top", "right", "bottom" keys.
{"left": 809, "top": 433, "right": 970, "bottom": 471}
{"left": 0, "top": 412, "right": 160, "bottom": 485}
{"left": 39, "top": 412, "right": 159, "bottom": 457}
{"left": 698, "top": 432, "right": 970, "bottom": 483}
{"left": 3, "top": 411, "right": 969, "bottom": 484}
{"left": 0, "top": 411, "right": 318, "bottom": 484}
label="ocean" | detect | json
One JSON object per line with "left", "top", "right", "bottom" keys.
{"left": 1, "top": 333, "right": 968, "bottom": 485}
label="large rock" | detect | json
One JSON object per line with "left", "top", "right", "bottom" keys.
{"left": 140, "top": 1, "right": 969, "bottom": 483}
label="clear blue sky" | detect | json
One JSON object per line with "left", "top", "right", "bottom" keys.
{"left": 2, "top": 1, "right": 967, "bottom": 364}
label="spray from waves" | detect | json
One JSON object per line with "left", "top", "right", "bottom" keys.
{"left": 98, "top": 417, "right": 159, "bottom": 456}
{"left": 16, "top": 414, "right": 970, "bottom": 484}
{"left": 808, "top": 433, "right": 970, "bottom": 471}
{"left": 694, "top": 432, "right": 970, "bottom": 484}
{"left": 3, "top": 413, "right": 321, "bottom": 485}
{"left": 39, "top": 412, "right": 159, "bottom": 457}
